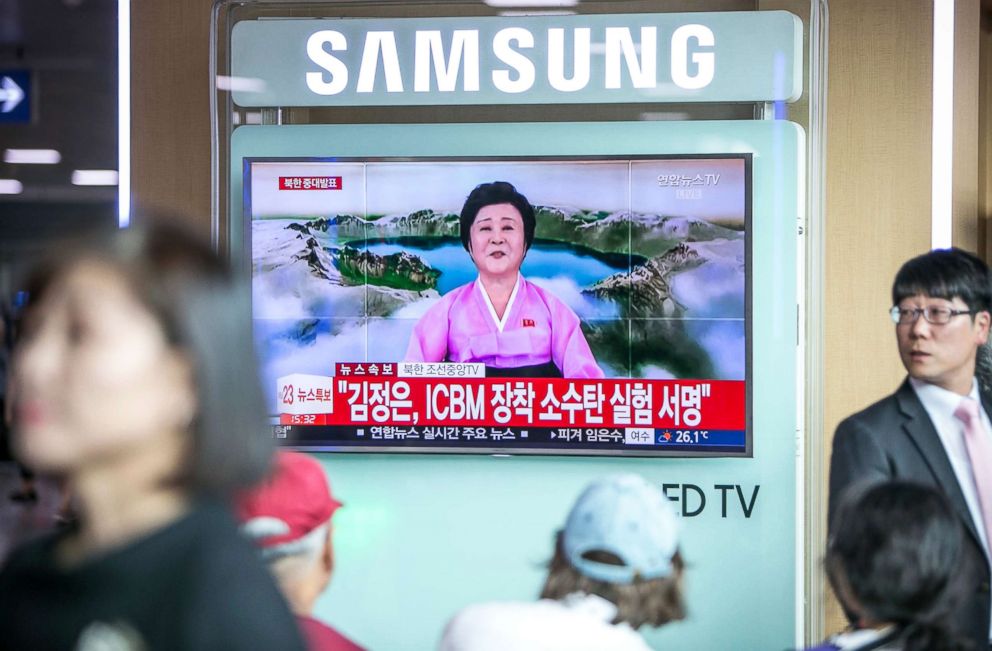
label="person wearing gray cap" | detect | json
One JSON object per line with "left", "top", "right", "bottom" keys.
{"left": 438, "top": 473, "right": 686, "bottom": 651}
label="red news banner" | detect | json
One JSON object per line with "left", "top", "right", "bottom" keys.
{"left": 279, "top": 363, "right": 745, "bottom": 430}
{"left": 278, "top": 176, "right": 343, "bottom": 190}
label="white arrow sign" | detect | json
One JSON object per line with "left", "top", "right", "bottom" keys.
{"left": 0, "top": 76, "right": 25, "bottom": 113}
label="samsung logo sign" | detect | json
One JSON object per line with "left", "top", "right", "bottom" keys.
{"left": 305, "top": 25, "right": 715, "bottom": 96}
{"left": 230, "top": 12, "right": 801, "bottom": 107}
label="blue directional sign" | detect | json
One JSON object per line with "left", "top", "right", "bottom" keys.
{"left": 0, "top": 70, "right": 30, "bottom": 124}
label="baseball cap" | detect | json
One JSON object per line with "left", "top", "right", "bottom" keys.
{"left": 234, "top": 451, "right": 342, "bottom": 549}
{"left": 563, "top": 474, "right": 680, "bottom": 585}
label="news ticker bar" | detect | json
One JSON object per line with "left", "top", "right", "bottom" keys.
{"left": 273, "top": 424, "right": 747, "bottom": 452}
{"left": 278, "top": 376, "right": 746, "bottom": 431}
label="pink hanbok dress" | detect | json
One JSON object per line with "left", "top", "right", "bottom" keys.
{"left": 405, "top": 275, "right": 604, "bottom": 379}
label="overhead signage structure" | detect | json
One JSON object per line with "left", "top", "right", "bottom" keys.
{"left": 230, "top": 11, "right": 802, "bottom": 107}
{"left": 219, "top": 2, "right": 809, "bottom": 644}
{"left": 0, "top": 70, "right": 30, "bottom": 123}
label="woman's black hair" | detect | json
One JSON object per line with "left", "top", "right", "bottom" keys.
{"left": 826, "top": 481, "right": 972, "bottom": 651}
{"left": 21, "top": 215, "right": 273, "bottom": 497}
{"left": 458, "top": 181, "right": 536, "bottom": 252}
{"left": 891, "top": 247, "right": 992, "bottom": 313}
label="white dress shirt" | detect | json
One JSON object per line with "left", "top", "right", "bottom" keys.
{"left": 910, "top": 377, "right": 992, "bottom": 639}
{"left": 824, "top": 625, "right": 899, "bottom": 650}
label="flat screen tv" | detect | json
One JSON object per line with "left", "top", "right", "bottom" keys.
{"left": 246, "top": 154, "right": 751, "bottom": 456}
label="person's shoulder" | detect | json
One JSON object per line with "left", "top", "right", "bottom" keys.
{"left": 443, "top": 281, "right": 475, "bottom": 299}
{"left": 297, "top": 615, "right": 364, "bottom": 651}
{"left": 440, "top": 601, "right": 550, "bottom": 650}
{"left": 440, "top": 599, "right": 648, "bottom": 651}
{"left": 0, "top": 533, "right": 62, "bottom": 584}
{"left": 425, "top": 281, "right": 474, "bottom": 315}
{"left": 443, "top": 600, "right": 525, "bottom": 632}
{"left": 183, "top": 503, "right": 278, "bottom": 592}
{"left": 829, "top": 386, "right": 911, "bottom": 489}
{"left": 835, "top": 387, "right": 905, "bottom": 435}
{"left": 522, "top": 278, "right": 579, "bottom": 319}
{"left": 0, "top": 532, "right": 60, "bottom": 601}
{"left": 180, "top": 503, "right": 307, "bottom": 650}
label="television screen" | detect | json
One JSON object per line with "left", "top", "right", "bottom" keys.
{"left": 247, "top": 155, "right": 750, "bottom": 455}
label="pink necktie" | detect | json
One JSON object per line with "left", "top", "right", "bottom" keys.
{"left": 954, "top": 397, "right": 992, "bottom": 559}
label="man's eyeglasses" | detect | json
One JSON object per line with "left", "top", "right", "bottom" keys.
{"left": 889, "top": 306, "right": 973, "bottom": 325}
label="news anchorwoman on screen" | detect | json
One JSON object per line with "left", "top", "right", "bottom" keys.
{"left": 404, "top": 181, "right": 604, "bottom": 379}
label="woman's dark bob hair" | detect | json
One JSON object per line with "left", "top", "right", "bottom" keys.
{"left": 21, "top": 216, "right": 273, "bottom": 496}
{"left": 459, "top": 181, "right": 536, "bottom": 253}
{"left": 827, "top": 481, "right": 972, "bottom": 651}
{"left": 540, "top": 532, "right": 686, "bottom": 630}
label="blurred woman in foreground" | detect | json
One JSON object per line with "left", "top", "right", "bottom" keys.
{"left": 0, "top": 219, "right": 305, "bottom": 650}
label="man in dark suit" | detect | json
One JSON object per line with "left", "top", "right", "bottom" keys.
{"left": 830, "top": 247, "right": 992, "bottom": 650}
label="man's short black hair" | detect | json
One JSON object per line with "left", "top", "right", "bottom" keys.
{"left": 458, "top": 181, "right": 536, "bottom": 252}
{"left": 891, "top": 247, "right": 992, "bottom": 314}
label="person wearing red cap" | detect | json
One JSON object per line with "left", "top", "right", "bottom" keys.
{"left": 236, "top": 451, "right": 365, "bottom": 651}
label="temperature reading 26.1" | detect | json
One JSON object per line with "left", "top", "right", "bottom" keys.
{"left": 675, "top": 430, "right": 709, "bottom": 444}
